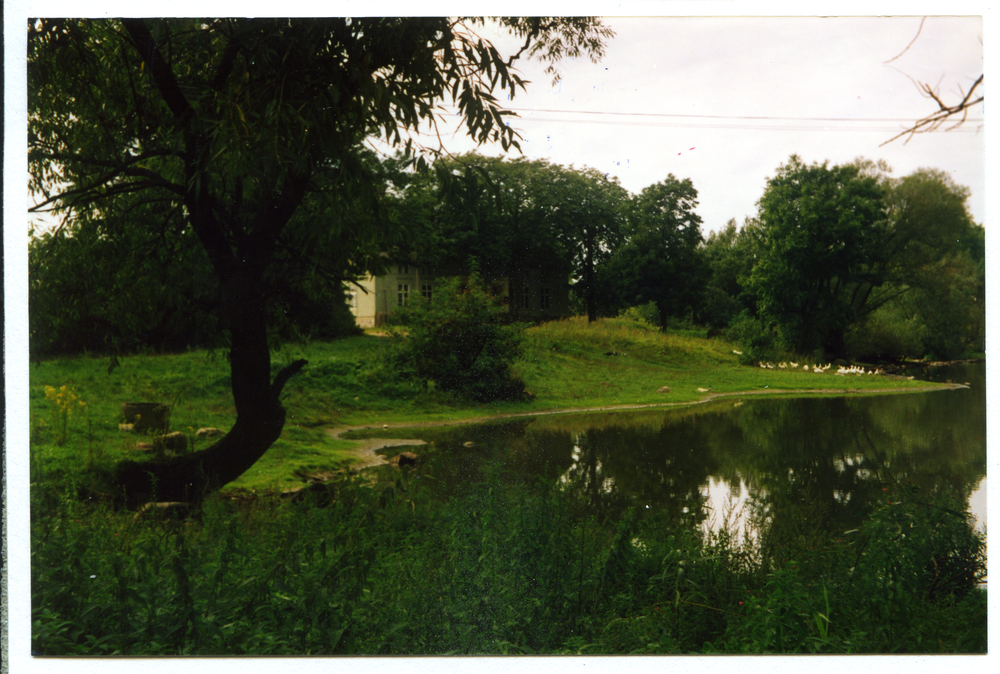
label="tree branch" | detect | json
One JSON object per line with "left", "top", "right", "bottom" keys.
{"left": 271, "top": 359, "right": 308, "bottom": 398}
{"left": 882, "top": 74, "right": 984, "bottom": 146}
{"left": 121, "top": 19, "right": 196, "bottom": 125}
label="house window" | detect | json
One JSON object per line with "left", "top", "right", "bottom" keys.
{"left": 400, "top": 265, "right": 409, "bottom": 275}
{"left": 347, "top": 291, "right": 357, "bottom": 309}
{"left": 421, "top": 283, "right": 433, "bottom": 302}
{"left": 397, "top": 284, "right": 409, "bottom": 307}
{"left": 540, "top": 287, "right": 551, "bottom": 310}
{"left": 519, "top": 286, "right": 530, "bottom": 309}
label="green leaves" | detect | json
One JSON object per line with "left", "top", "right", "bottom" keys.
{"left": 748, "top": 156, "right": 888, "bottom": 354}
{"left": 598, "top": 175, "right": 707, "bottom": 327}
{"left": 389, "top": 275, "right": 529, "bottom": 403}
{"left": 741, "top": 155, "right": 984, "bottom": 359}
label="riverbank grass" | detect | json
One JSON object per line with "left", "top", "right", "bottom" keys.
{"left": 29, "top": 314, "right": 946, "bottom": 493}
{"left": 31, "top": 470, "right": 986, "bottom": 655}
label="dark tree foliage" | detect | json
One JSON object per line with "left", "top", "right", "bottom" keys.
{"left": 597, "top": 175, "right": 708, "bottom": 329}
{"left": 695, "top": 218, "right": 758, "bottom": 330}
{"left": 748, "top": 156, "right": 887, "bottom": 355}
{"left": 28, "top": 194, "right": 362, "bottom": 359}
{"left": 422, "top": 154, "right": 573, "bottom": 320}
{"left": 548, "top": 165, "right": 630, "bottom": 322}
{"left": 28, "top": 17, "right": 613, "bottom": 504}
{"left": 725, "top": 156, "right": 983, "bottom": 360}
{"left": 388, "top": 153, "right": 628, "bottom": 323}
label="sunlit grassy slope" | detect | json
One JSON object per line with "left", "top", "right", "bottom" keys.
{"left": 28, "top": 315, "right": 940, "bottom": 492}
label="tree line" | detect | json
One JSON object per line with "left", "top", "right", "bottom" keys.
{"left": 355, "top": 150, "right": 985, "bottom": 364}
{"left": 31, "top": 148, "right": 984, "bottom": 366}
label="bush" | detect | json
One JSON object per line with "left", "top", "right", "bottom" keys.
{"left": 845, "top": 303, "right": 924, "bottom": 361}
{"left": 389, "top": 275, "right": 530, "bottom": 402}
{"left": 619, "top": 302, "right": 661, "bottom": 329}
{"left": 725, "top": 314, "right": 778, "bottom": 365}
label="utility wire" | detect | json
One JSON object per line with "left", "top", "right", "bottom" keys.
{"left": 434, "top": 105, "right": 981, "bottom": 133}
{"left": 507, "top": 106, "right": 983, "bottom": 124}
{"left": 512, "top": 115, "right": 982, "bottom": 133}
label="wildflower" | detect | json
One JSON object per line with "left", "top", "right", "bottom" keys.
{"left": 739, "top": 601, "right": 744, "bottom": 606}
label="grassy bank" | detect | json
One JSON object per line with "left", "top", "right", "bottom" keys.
{"left": 29, "top": 315, "right": 949, "bottom": 493}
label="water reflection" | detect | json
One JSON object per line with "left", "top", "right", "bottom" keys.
{"left": 379, "top": 364, "right": 986, "bottom": 542}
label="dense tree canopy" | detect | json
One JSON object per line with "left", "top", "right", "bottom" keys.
{"left": 710, "top": 155, "right": 984, "bottom": 361}
{"left": 387, "top": 153, "right": 628, "bottom": 322}
{"left": 28, "top": 17, "right": 613, "bottom": 504}
{"left": 597, "top": 176, "right": 708, "bottom": 328}
{"left": 696, "top": 218, "right": 758, "bottom": 330}
{"left": 747, "top": 156, "right": 887, "bottom": 354}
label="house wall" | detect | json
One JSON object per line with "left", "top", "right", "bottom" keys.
{"left": 347, "top": 264, "right": 571, "bottom": 328}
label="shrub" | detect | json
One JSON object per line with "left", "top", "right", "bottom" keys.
{"left": 845, "top": 303, "right": 924, "bottom": 361}
{"left": 389, "top": 275, "right": 530, "bottom": 402}
{"left": 619, "top": 302, "right": 661, "bottom": 329}
{"left": 725, "top": 314, "right": 778, "bottom": 365}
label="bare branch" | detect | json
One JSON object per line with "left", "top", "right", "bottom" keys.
{"left": 884, "top": 17, "right": 926, "bottom": 64}
{"left": 881, "top": 74, "right": 984, "bottom": 146}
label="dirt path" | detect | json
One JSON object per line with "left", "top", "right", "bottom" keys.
{"left": 326, "top": 383, "right": 967, "bottom": 466}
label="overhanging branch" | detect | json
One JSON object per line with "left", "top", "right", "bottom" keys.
{"left": 882, "top": 74, "right": 984, "bottom": 146}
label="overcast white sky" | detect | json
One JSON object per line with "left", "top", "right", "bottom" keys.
{"left": 420, "top": 14, "right": 985, "bottom": 233}
{"left": 2, "top": 3, "right": 995, "bottom": 674}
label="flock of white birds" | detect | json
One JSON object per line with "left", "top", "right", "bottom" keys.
{"left": 730, "top": 350, "right": 886, "bottom": 377}
{"left": 758, "top": 361, "right": 884, "bottom": 376}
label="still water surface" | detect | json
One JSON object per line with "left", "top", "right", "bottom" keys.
{"left": 372, "top": 364, "right": 986, "bottom": 542}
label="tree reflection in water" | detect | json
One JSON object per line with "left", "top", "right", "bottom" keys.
{"left": 386, "top": 364, "right": 985, "bottom": 543}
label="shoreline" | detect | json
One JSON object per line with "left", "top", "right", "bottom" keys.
{"left": 327, "top": 383, "right": 968, "bottom": 467}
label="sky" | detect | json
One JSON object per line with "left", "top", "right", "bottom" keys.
{"left": 2, "top": 3, "right": 995, "bottom": 674}
{"left": 412, "top": 14, "right": 985, "bottom": 234}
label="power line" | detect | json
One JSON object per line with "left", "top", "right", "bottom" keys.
{"left": 507, "top": 115, "right": 982, "bottom": 134}
{"left": 507, "top": 106, "right": 983, "bottom": 124}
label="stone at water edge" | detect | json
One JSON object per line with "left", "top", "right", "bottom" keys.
{"left": 195, "top": 427, "right": 225, "bottom": 438}
{"left": 389, "top": 452, "right": 419, "bottom": 467}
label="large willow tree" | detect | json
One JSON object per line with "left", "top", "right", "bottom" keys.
{"left": 28, "top": 17, "right": 613, "bottom": 505}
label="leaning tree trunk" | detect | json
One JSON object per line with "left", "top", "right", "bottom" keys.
{"left": 101, "top": 19, "right": 313, "bottom": 508}
{"left": 111, "top": 267, "right": 305, "bottom": 508}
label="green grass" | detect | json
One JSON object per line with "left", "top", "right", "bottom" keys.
{"left": 30, "top": 470, "right": 986, "bottom": 655}
{"left": 29, "top": 315, "right": 944, "bottom": 493}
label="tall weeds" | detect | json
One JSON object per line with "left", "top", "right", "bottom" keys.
{"left": 32, "top": 460, "right": 986, "bottom": 655}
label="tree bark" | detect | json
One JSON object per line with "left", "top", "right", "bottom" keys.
{"left": 584, "top": 241, "right": 597, "bottom": 323}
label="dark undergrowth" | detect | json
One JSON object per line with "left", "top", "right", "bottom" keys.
{"left": 32, "top": 460, "right": 986, "bottom": 655}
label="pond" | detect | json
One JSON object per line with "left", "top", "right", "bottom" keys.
{"left": 364, "top": 363, "right": 986, "bottom": 545}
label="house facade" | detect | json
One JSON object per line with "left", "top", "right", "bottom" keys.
{"left": 347, "top": 264, "right": 571, "bottom": 328}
